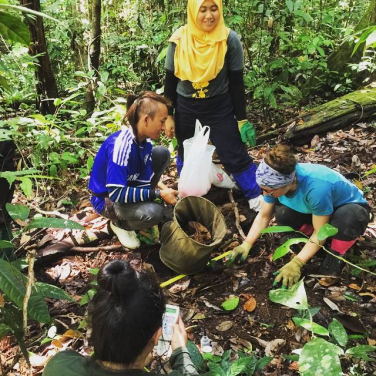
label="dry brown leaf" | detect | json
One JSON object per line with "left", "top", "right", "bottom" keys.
{"left": 216, "top": 321, "right": 233, "bottom": 332}
{"left": 348, "top": 283, "right": 361, "bottom": 291}
{"left": 62, "top": 329, "right": 83, "bottom": 339}
{"left": 368, "top": 338, "right": 376, "bottom": 346}
{"left": 359, "top": 292, "right": 376, "bottom": 299}
{"left": 192, "top": 313, "right": 206, "bottom": 320}
{"left": 169, "top": 279, "right": 191, "bottom": 294}
{"left": 265, "top": 339, "right": 286, "bottom": 356}
{"left": 298, "top": 119, "right": 304, "bottom": 125}
{"left": 240, "top": 293, "right": 253, "bottom": 300}
{"left": 0, "top": 293, "right": 4, "bottom": 308}
{"left": 243, "top": 297, "right": 257, "bottom": 312}
{"left": 319, "top": 277, "right": 338, "bottom": 287}
{"left": 51, "top": 339, "right": 63, "bottom": 348}
{"left": 288, "top": 361, "right": 299, "bottom": 371}
{"left": 29, "top": 354, "right": 49, "bottom": 367}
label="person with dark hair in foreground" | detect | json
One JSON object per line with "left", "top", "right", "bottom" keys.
{"left": 89, "top": 92, "right": 179, "bottom": 249}
{"left": 229, "top": 145, "right": 372, "bottom": 286}
{"left": 43, "top": 260, "right": 199, "bottom": 375}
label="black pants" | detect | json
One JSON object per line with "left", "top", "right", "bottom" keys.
{"left": 175, "top": 92, "right": 253, "bottom": 174}
{"left": 275, "top": 203, "right": 371, "bottom": 242}
{"left": 102, "top": 146, "right": 172, "bottom": 230}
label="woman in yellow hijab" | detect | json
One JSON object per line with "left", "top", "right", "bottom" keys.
{"left": 164, "top": 0, "right": 263, "bottom": 211}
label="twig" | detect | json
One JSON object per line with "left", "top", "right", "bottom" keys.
{"left": 228, "top": 189, "right": 246, "bottom": 240}
{"left": 23, "top": 251, "right": 36, "bottom": 331}
{"left": 71, "top": 244, "right": 125, "bottom": 252}
{"left": 29, "top": 205, "right": 69, "bottom": 219}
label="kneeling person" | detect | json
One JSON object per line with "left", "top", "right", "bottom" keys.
{"left": 89, "top": 92, "right": 179, "bottom": 249}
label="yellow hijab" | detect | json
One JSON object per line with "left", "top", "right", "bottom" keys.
{"left": 170, "top": 0, "right": 230, "bottom": 83}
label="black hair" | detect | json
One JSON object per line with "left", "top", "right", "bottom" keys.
{"left": 124, "top": 91, "right": 170, "bottom": 138}
{"left": 88, "top": 260, "right": 165, "bottom": 364}
{"left": 265, "top": 144, "right": 297, "bottom": 175}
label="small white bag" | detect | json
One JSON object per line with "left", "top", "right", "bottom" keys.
{"left": 179, "top": 120, "right": 215, "bottom": 197}
{"left": 210, "top": 163, "right": 235, "bottom": 189}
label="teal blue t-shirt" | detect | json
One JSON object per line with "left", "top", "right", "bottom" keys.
{"left": 263, "top": 164, "right": 367, "bottom": 216}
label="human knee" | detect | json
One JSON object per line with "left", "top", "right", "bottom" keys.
{"left": 138, "top": 204, "right": 164, "bottom": 225}
{"left": 331, "top": 205, "right": 369, "bottom": 240}
{"left": 152, "top": 146, "right": 170, "bottom": 166}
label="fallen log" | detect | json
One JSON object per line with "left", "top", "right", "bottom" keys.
{"left": 257, "top": 86, "right": 376, "bottom": 145}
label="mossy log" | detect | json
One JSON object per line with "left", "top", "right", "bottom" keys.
{"left": 257, "top": 86, "right": 376, "bottom": 145}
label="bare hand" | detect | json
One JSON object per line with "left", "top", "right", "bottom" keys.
{"left": 170, "top": 316, "right": 187, "bottom": 351}
{"left": 160, "top": 188, "right": 178, "bottom": 205}
{"left": 164, "top": 116, "right": 175, "bottom": 139}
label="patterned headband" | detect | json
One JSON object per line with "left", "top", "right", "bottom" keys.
{"left": 256, "top": 159, "right": 295, "bottom": 189}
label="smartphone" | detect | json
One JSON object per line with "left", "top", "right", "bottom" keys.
{"left": 157, "top": 304, "right": 180, "bottom": 355}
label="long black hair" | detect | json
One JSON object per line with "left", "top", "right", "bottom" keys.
{"left": 88, "top": 260, "right": 165, "bottom": 364}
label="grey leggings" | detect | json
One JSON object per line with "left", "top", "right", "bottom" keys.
{"left": 102, "top": 146, "right": 172, "bottom": 230}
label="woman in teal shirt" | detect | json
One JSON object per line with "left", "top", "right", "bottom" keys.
{"left": 229, "top": 145, "right": 372, "bottom": 286}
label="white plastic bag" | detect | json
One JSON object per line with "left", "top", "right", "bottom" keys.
{"left": 210, "top": 163, "right": 235, "bottom": 189}
{"left": 179, "top": 120, "right": 215, "bottom": 197}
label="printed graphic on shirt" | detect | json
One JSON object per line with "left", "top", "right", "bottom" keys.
{"left": 192, "top": 82, "right": 209, "bottom": 98}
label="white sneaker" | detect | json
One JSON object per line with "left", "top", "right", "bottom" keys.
{"left": 248, "top": 195, "right": 263, "bottom": 212}
{"left": 110, "top": 222, "right": 140, "bottom": 249}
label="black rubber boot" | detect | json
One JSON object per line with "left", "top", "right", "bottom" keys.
{"left": 319, "top": 252, "right": 344, "bottom": 276}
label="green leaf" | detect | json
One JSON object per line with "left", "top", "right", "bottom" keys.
{"left": 19, "top": 177, "right": 33, "bottom": 199}
{"left": 0, "top": 4, "right": 61, "bottom": 24}
{"left": 317, "top": 224, "right": 338, "bottom": 242}
{"left": 261, "top": 226, "right": 295, "bottom": 234}
{"left": 49, "top": 164, "right": 58, "bottom": 177}
{"left": 2, "top": 303, "right": 30, "bottom": 363}
{"left": 25, "top": 217, "right": 84, "bottom": 230}
{"left": 156, "top": 46, "right": 168, "bottom": 63}
{"left": 255, "top": 356, "right": 273, "bottom": 371}
{"left": 294, "top": 10, "right": 313, "bottom": 23}
{"left": 0, "top": 12, "right": 30, "bottom": 45}
{"left": 187, "top": 340, "right": 205, "bottom": 372}
{"left": 35, "top": 282, "right": 74, "bottom": 302}
{"left": 345, "top": 345, "right": 376, "bottom": 361}
{"left": 207, "top": 363, "right": 226, "bottom": 376}
{"left": 5, "top": 203, "right": 30, "bottom": 221}
{"left": 228, "top": 357, "right": 256, "bottom": 376}
{"left": 273, "top": 238, "right": 309, "bottom": 261}
{"left": 299, "top": 338, "right": 343, "bottom": 376}
{"left": 203, "top": 353, "right": 221, "bottom": 363}
{"left": 80, "top": 288, "right": 96, "bottom": 305}
{"left": 292, "top": 317, "right": 329, "bottom": 336}
{"left": 269, "top": 279, "right": 309, "bottom": 310}
{"left": 0, "top": 240, "right": 13, "bottom": 249}
{"left": 0, "top": 259, "right": 50, "bottom": 323}
{"left": 221, "top": 297, "right": 239, "bottom": 311}
{"left": 286, "top": 0, "right": 294, "bottom": 12}
{"left": 0, "top": 323, "right": 11, "bottom": 340}
{"left": 328, "top": 318, "right": 348, "bottom": 347}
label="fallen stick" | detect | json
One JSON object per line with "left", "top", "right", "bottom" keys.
{"left": 228, "top": 189, "right": 246, "bottom": 240}
{"left": 70, "top": 244, "right": 125, "bottom": 252}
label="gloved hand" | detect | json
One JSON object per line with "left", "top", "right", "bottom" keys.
{"left": 227, "top": 241, "right": 252, "bottom": 265}
{"left": 238, "top": 120, "right": 256, "bottom": 147}
{"left": 273, "top": 257, "right": 305, "bottom": 288}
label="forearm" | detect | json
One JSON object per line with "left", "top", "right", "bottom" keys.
{"left": 228, "top": 69, "right": 247, "bottom": 120}
{"left": 245, "top": 213, "right": 272, "bottom": 246}
{"left": 170, "top": 347, "right": 199, "bottom": 376}
{"left": 297, "top": 232, "right": 323, "bottom": 263}
{"left": 164, "top": 69, "right": 178, "bottom": 115}
{"left": 108, "top": 186, "right": 157, "bottom": 204}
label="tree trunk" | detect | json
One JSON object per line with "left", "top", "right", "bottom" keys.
{"left": 257, "top": 86, "right": 376, "bottom": 145}
{"left": 85, "top": 0, "right": 102, "bottom": 115}
{"left": 19, "top": 0, "right": 58, "bottom": 115}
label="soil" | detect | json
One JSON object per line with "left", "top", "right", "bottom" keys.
{"left": 1, "top": 123, "right": 376, "bottom": 375}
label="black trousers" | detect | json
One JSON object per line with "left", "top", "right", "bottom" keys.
{"left": 275, "top": 203, "right": 371, "bottom": 242}
{"left": 175, "top": 92, "right": 253, "bottom": 174}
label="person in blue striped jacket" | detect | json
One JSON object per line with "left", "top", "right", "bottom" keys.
{"left": 89, "top": 92, "right": 179, "bottom": 249}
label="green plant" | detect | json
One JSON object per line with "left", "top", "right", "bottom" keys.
{"left": 269, "top": 279, "right": 376, "bottom": 375}
{"left": 186, "top": 340, "right": 272, "bottom": 376}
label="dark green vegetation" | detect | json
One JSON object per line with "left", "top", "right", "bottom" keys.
{"left": 0, "top": 0, "right": 375, "bottom": 374}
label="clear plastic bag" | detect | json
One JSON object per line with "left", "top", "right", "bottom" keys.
{"left": 179, "top": 120, "right": 215, "bottom": 197}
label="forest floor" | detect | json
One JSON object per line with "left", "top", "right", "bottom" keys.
{"left": 1, "top": 121, "right": 376, "bottom": 375}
